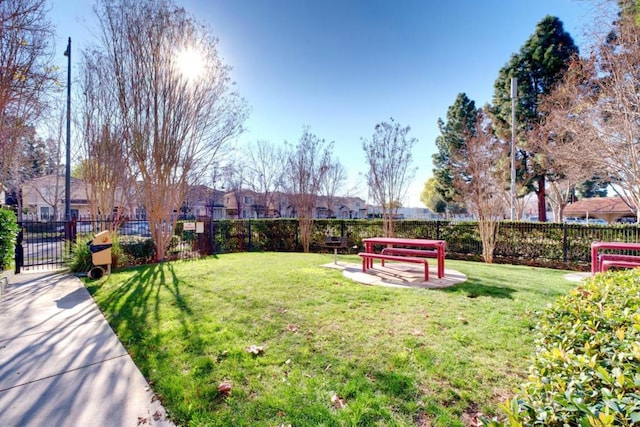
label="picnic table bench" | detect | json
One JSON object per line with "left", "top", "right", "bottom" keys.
{"left": 360, "top": 237, "right": 446, "bottom": 280}
{"left": 591, "top": 242, "right": 640, "bottom": 274}
{"left": 380, "top": 247, "right": 438, "bottom": 261}
{"left": 358, "top": 252, "right": 429, "bottom": 280}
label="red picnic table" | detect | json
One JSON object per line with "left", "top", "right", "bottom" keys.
{"left": 361, "top": 237, "right": 446, "bottom": 279}
{"left": 591, "top": 241, "right": 640, "bottom": 274}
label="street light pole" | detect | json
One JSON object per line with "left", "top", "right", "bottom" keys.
{"left": 64, "top": 37, "right": 71, "bottom": 221}
{"left": 510, "top": 77, "right": 517, "bottom": 221}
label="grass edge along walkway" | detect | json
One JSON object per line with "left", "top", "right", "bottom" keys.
{"left": 86, "top": 252, "right": 576, "bottom": 427}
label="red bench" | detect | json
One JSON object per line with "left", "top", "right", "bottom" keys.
{"left": 600, "top": 259, "right": 640, "bottom": 272}
{"left": 358, "top": 252, "right": 429, "bottom": 281}
{"left": 380, "top": 247, "right": 438, "bottom": 265}
{"left": 598, "top": 254, "right": 640, "bottom": 272}
{"left": 591, "top": 242, "right": 640, "bottom": 274}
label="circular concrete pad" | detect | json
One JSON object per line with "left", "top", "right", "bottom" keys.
{"left": 564, "top": 272, "right": 591, "bottom": 282}
{"left": 323, "top": 262, "right": 467, "bottom": 289}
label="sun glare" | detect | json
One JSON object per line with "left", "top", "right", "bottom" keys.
{"left": 175, "top": 47, "right": 204, "bottom": 82}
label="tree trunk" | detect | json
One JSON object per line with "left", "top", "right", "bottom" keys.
{"left": 537, "top": 175, "right": 547, "bottom": 222}
{"left": 557, "top": 205, "right": 565, "bottom": 223}
{"left": 299, "top": 217, "right": 313, "bottom": 253}
{"left": 478, "top": 219, "right": 498, "bottom": 263}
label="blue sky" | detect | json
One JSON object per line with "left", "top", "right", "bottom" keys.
{"left": 50, "top": 0, "right": 601, "bottom": 206}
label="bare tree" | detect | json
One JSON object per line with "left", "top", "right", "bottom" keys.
{"left": 222, "top": 162, "right": 246, "bottom": 219}
{"left": 93, "top": 0, "right": 248, "bottom": 260}
{"left": 283, "top": 127, "right": 332, "bottom": 252}
{"left": 77, "top": 48, "right": 132, "bottom": 228}
{"left": 0, "top": 0, "right": 57, "bottom": 194}
{"left": 450, "top": 108, "right": 508, "bottom": 263}
{"left": 526, "top": 114, "right": 598, "bottom": 221}
{"left": 321, "top": 159, "right": 347, "bottom": 218}
{"left": 244, "top": 140, "right": 285, "bottom": 217}
{"left": 538, "top": 11, "right": 640, "bottom": 221}
{"left": 362, "top": 118, "right": 417, "bottom": 237}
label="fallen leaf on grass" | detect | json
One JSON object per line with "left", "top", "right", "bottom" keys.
{"left": 286, "top": 324, "right": 298, "bottom": 333}
{"left": 411, "top": 329, "right": 424, "bottom": 336}
{"left": 246, "top": 345, "right": 264, "bottom": 355}
{"left": 331, "top": 392, "right": 347, "bottom": 409}
{"left": 217, "top": 381, "right": 233, "bottom": 396}
{"left": 458, "top": 316, "right": 469, "bottom": 324}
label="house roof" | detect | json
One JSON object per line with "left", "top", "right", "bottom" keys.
{"left": 564, "top": 196, "right": 635, "bottom": 222}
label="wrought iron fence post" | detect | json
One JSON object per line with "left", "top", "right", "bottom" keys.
{"left": 14, "top": 228, "right": 23, "bottom": 274}
{"left": 562, "top": 222, "right": 568, "bottom": 263}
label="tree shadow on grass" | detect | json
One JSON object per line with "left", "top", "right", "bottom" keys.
{"left": 436, "top": 278, "right": 517, "bottom": 299}
{"left": 88, "top": 262, "right": 198, "bottom": 367}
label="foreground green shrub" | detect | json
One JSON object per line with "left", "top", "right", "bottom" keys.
{"left": 0, "top": 208, "right": 19, "bottom": 270}
{"left": 496, "top": 270, "right": 640, "bottom": 426}
{"left": 65, "top": 235, "right": 93, "bottom": 272}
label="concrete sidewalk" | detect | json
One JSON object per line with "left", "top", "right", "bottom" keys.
{"left": 0, "top": 271, "right": 174, "bottom": 427}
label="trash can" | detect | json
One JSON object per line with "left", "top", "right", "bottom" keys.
{"left": 88, "top": 230, "right": 112, "bottom": 266}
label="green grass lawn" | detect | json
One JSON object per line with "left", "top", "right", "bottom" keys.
{"left": 86, "top": 253, "right": 577, "bottom": 426}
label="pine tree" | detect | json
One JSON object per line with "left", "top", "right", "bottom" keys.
{"left": 491, "top": 16, "right": 578, "bottom": 222}
{"left": 432, "top": 93, "right": 477, "bottom": 207}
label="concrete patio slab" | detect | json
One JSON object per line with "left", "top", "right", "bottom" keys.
{"left": 0, "top": 271, "right": 174, "bottom": 427}
{"left": 324, "top": 261, "right": 467, "bottom": 289}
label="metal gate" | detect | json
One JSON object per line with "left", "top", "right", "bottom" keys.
{"left": 15, "top": 221, "right": 72, "bottom": 272}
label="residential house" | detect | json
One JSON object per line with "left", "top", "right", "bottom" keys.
{"left": 182, "top": 185, "right": 226, "bottom": 219}
{"left": 223, "top": 189, "right": 368, "bottom": 219}
{"left": 563, "top": 196, "right": 636, "bottom": 223}
{"left": 22, "top": 175, "right": 91, "bottom": 220}
{"left": 223, "top": 189, "right": 269, "bottom": 218}
{"left": 315, "top": 195, "right": 367, "bottom": 219}
{"left": 21, "top": 175, "right": 137, "bottom": 221}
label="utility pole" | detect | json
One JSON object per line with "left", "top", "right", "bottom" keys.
{"left": 510, "top": 77, "right": 517, "bottom": 221}
{"left": 64, "top": 37, "right": 71, "bottom": 220}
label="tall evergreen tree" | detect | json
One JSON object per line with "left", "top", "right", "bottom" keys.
{"left": 491, "top": 16, "right": 578, "bottom": 222}
{"left": 432, "top": 93, "right": 477, "bottom": 206}
{"left": 576, "top": 180, "right": 609, "bottom": 199}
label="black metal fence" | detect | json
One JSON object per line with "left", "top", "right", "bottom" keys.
{"left": 15, "top": 218, "right": 640, "bottom": 272}
{"left": 16, "top": 220, "right": 70, "bottom": 271}
{"left": 208, "top": 219, "right": 640, "bottom": 271}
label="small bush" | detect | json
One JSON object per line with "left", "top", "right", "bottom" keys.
{"left": 119, "top": 235, "right": 155, "bottom": 264}
{"left": 65, "top": 236, "right": 93, "bottom": 273}
{"left": 495, "top": 269, "right": 640, "bottom": 426}
{"left": 166, "top": 235, "right": 180, "bottom": 254}
{"left": 0, "top": 208, "right": 19, "bottom": 270}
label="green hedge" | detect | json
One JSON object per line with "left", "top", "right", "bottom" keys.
{"left": 0, "top": 208, "right": 19, "bottom": 270}
{"left": 493, "top": 270, "right": 640, "bottom": 426}
{"left": 160, "top": 218, "right": 640, "bottom": 270}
